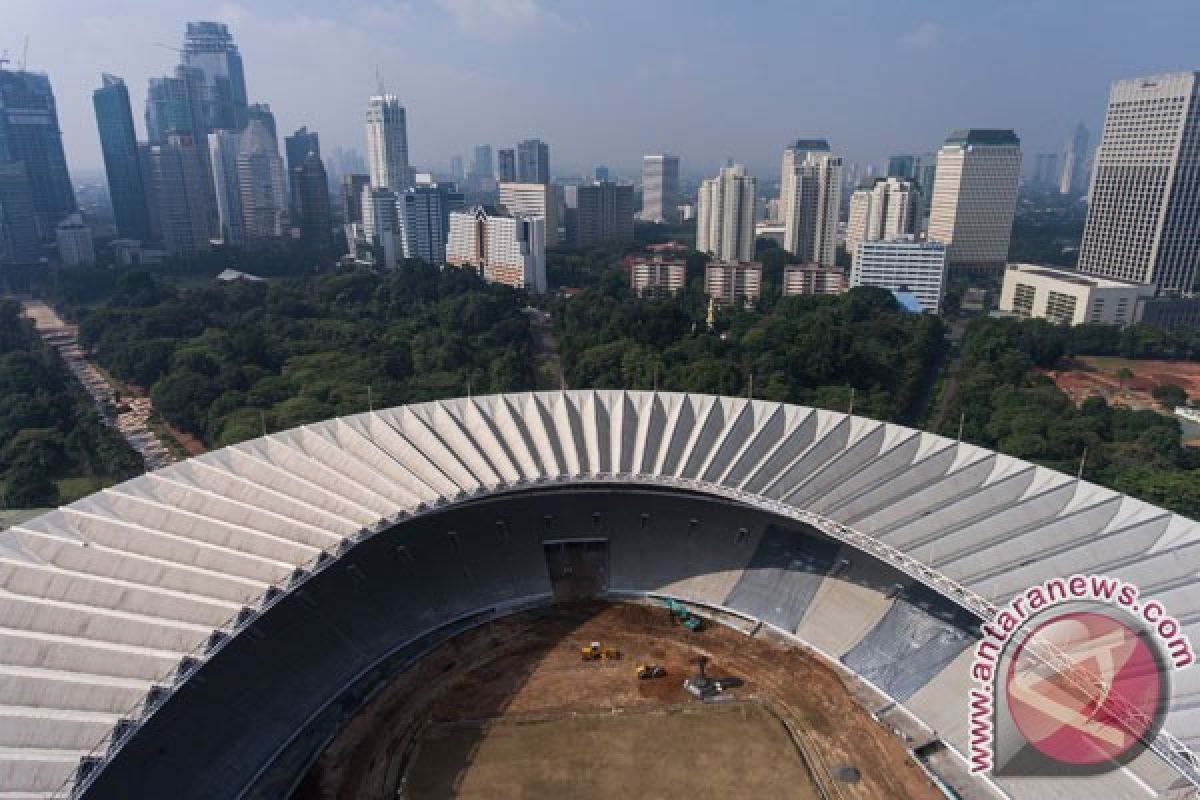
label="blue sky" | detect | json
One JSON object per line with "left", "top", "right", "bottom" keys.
{"left": 8, "top": 0, "right": 1200, "bottom": 180}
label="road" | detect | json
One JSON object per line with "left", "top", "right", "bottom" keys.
{"left": 22, "top": 300, "right": 177, "bottom": 471}
{"left": 522, "top": 306, "right": 565, "bottom": 390}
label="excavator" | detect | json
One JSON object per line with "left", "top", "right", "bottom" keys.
{"left": 581, "top": 641, "right": 621, "bottom": 661}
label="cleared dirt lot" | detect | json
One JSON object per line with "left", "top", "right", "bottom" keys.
{"left": 297, "top": 602, "right": 941, "bottom": 800}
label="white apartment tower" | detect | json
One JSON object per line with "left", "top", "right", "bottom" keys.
{"left": 780, "top": 139, "right": 842, "bottom": 266}
{"left": 1078, "top": 72, "right": 1200, "bottom": 294}
{"left": 696, "top": 164, "right": 756, "bottom": 263}
{"left": 365, "top": 94, "right": 411, "bottom": 190}
{"left": 927, "top": 129, "right": 1021, "bottom": 272}
{"left": 845, "top": 177, "right": 918, "bottom": 256}
{"left": 499, "top": 182, "right": 560, "bottom": 246}
{"left": 641, "top": 154, "right": 680, "bottom": 223}
{"left": 851, "top": 237, "right": 947, "bottom": 313}
{"left": 446, "top": 206, "right": 547, "bottom": 293}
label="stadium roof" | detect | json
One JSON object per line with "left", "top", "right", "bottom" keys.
{"left": 0, "top": 390, "right": 1197, "bottom": 798}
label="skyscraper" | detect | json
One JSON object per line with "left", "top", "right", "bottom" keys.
{"left": 361, "top": 187, "right": 401, "bottom": 267}
{"left": 497, "top": 149, "right": 516, "bottom": 183}
{"left": 340, "top": 174, "right": 370, "bottom": 224}
{"left": 927, "top": 129, "right": 1021, "bottom": 272}
{"left": 208, "top": 130, "right": 244, "bottom": 245}
{"left": 780, "top": 140, "right": 842, "bottom": 266}
{"left": 145, "top": 66, "right": 205, "bottom": 143}
{"left": 237, "top": 120, "right": 287, "bottom": 241}
{"left": 247, "top": 103, "right": 277, "bottom": 144}
{"left": 641, "top": 154, "right": 680, "bottom": 224}
{"left": 450, "top": 156, "right": 465, "bottom": 183}
{"left": 93, "top": 74, "right": 151, "bottom": 241}
{"left": 499, "top": 182, "right": 561, "bottom": 246}
{"left": 1032, "top": 153, "right": 1059, "bottom": 188}
{"left": 845, "top": 177, "right": 918, "bottom": 255}
{"left": 574, "top": 181, "right": 634, "bottom": 246}
{"left": 1078, "top": 72, "right": 1200, "bottom": 294}
{"left": 696, "top": 164, "right": 756, "bottom": 263}
{"left": 146, "top": 134, "right": 211, "bottom": 256}
{"left": 366, "top": 94, "right": 411, "bottom": 190}
{"left": 516, "top": 139, "right": 550, "bottom": 184}
{"left": 472, "top": 145, "right": 493, "bottom": 181}
{"left": 1059, "top": 122, "right": 1091, "bottom": 196}
{"left": 284, "top": 126, "right": 320, "bottom": 218}
{"left": 0, "top": 163, "right": 40, "bottom": 263}
{"left": 0, "top": 68, "right": 76, "bottom": 235}
{"left": 292, "top": 152, "right": 332, "bottom": 249}
{"left": 181, "top": 21, "right": 249, "bottom": 132}
{"left": 399, "top": 185, "right": 447, "bottom": 265}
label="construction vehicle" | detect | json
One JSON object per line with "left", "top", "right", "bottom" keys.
{"left": 581, "top": 641, "right": 621, "bottom": 661}
{"left": 636, "top": 664, "right": 667, "bottom": 679}
{"left": 662, "top": 597, "right": 703, "bottom": 632}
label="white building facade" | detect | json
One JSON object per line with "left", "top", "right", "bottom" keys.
{"left": 365, "top": 94, "right": 411, "bottom": 190}
{"left": 845, "top": 177, "right": 918, "bottom": 256}
{"left": 780, "top": 139, "right": 841, "bottom": 266}
{"left": 446, "top": 206, "right": 547, "bottom": 293}
{"left": 1000, "top": 263, "right": 1155, "bottom": 326}
{"left": 782, "top": 265, "right": 846, "bottom": 297}
{"left": 851, "top": 238, "right": 947, "bottom": 313}
{"left": 704, "top": 261, "right": 762, "bottom": 307}
{"left": 499, "top": 182, "right": 560, "bottom": 246}
{"left": 641, "top": 154, "right": 680, "bottom": 223}
{"left": 1077, "top": 72, "right": 1200, "bottom": 294}
{"left": 696, "top": 164, "right": 756, "bottom": 263}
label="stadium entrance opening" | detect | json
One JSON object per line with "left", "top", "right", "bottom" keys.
{"left": 543, "top": 538, "right": 610, "bottom": 601}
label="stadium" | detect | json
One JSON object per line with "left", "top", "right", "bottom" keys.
{"left": 1, "top": 389, "right": 1198, "bottom": 799}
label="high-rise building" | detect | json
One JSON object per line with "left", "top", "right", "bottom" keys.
{"left": 399, "top": 185, "right": 446, "bottom": 265}
{"left": 292, "top": 152, "right": 332, "bottom": 249}
{"left": 366, "top": 94, "right": 411, "bottom": 190}
{"left": 446, "top": 206, "right": 546, "bottom": 292}
{"left": 497, "top": 149, "right": 516, "bottom": 183}
{"left": 340, "top": 174, "right": 370, "bottom": 224}
{"left": 887, "top": 155, "right": 915, "bottom": 179}
{"left": 890, "top": 153, "right": 937, "bottom": 230}
{"left": 237, "top": 120, "right": 287, "bottom": 241}
{"left": 696, "top": 164, "right": 756, "bottom": 263}
{"left": 247, "top": 103, "right": 277, "bottom": 144}
{"left": 181, "top": 21, "right": 249, "bottom": 132}
{"left": 574, "top": 181, "right": 634, "bottom": 246}
{"left": 780, "top": 140, "right": 842, "bottom": 266}
{"left": 208, "top": 130, "right": 244, "bottom": 245}
{"left": 1032, "top": 153, "right": 1059, "bottom": 188}
{"left": 0, "top": 69, "right": 76, "bottom": 236}
{"left": 146, "top": 134, "right": 211, "bottom": 256}
{"left": 472, "top": 145, "right": 493, "bottom": 181}
{"left": 284, "top": 127, "right": 320, "bottom": 176}
{"left": 0, "top": 163, "right": 41, "bottom": 264}
{"left": 851, "top": 237, "right": 947, "bottom": 313}
{"left": 641, "top": 154, "right": 680, "bottom": 224}
{"left": 1059, "top": 122, "right": 1090, "bottom": 196}
{"left": 93, "top": 74, "right": 151, "bottom": 241}
{"left": 845, "top": 177, "right": 918, "bottom": 255}
{"left": 927, "top": 129, "right": 1021, "bottom": 272}
{"left": 499, "top": 182, "right": 561, "bottom": 246}
{"left": 704, "top": 261, "right": 762, "bottom": 307}
{"left": 145, "top": 66, "right": 205, "bottom": 143}
{"left": 782, "top": 265, "right": 847, "bottom": 296}
{"left": 1078, "top": 72, "right": 1200, "bottom": 294}
{"left": 450, "top": 156, "right": 465, "bottom": 183}
{"left": 361, "top": 187, "right": 402, "bottom": 267}
{"left": 516, "top": 139, "right": 550, "bottom": 184}
{"left": 55, "top": 213, "right": 95, "bottom": 266}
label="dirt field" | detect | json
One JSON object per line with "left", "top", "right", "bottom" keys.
{"left": 296, "top": 602, "right": 941, "bottom": 800}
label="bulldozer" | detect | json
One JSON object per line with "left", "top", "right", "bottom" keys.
{"left": 636, "top": 664, "right": 667, "bottom": 679}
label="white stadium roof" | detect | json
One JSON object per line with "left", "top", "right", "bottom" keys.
{"left": 0, "top": 390, "right": 1197, "bottom": 798}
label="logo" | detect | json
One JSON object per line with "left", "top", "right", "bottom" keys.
{"left": 967, "top": 575, "right": 1191, "bottom": 777}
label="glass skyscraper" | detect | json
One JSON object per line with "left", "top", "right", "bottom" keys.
{"left": 94, "top": 74, "right": 151, "bottom": 241}
{"left": 0, "top": 68, "right": 75, "bottom": 236}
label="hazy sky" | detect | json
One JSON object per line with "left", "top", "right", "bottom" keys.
{"left": 8, "top": 0, "right": 1200, "bottom": 181}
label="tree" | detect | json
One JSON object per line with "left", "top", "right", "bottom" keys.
{"left": 1152, "top": 383, "right": 1188, "bottom": 409}
{"left": 1116, "top": 366, "right": 1134, "bottom": 390}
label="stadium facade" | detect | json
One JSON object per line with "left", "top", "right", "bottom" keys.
{"left": 0, "top": 390, "right": 1198, "bottom": 799}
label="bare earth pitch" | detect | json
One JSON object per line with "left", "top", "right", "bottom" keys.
{"left": 296, "top": 603, "right": 942, "bottom": 800}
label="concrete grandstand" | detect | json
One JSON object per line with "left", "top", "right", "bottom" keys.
{"left": 0, "top": 389, "right": 1197, "bottom": 799}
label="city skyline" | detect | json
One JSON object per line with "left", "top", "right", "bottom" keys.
{"left": 8, "top": 0, "right": 1200, "bottom": 180}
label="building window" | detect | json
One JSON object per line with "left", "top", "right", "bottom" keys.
{"left": 1013, "top": 283, "right": 1036, "bottom": 317}
{"left": 1045, "top": 291, "right": 1078, "bottom": 325}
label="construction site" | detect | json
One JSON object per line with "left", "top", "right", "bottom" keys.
{"left": 295, "top": 602, "right": 943, "bottom": 800}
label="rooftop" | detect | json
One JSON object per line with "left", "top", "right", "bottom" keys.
{"left": 944, "top": 129, "right": 1020, "bottom": 146}
{"left": 787, "top": 138, "right": 831, "bottom": 152}
{"left": 1008, "top": 262, "right": 1151, "bottom": 290}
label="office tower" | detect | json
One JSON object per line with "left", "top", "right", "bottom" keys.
{"left": 927, "top": 129, "right": 1021, "bottom": 272}
{"left": 0, "top": 163, "right": 41, "bottom": 263}
{"left": 499, "top": 182, "right": 561, "bottom": 246}
{"left": 887, "top": 155, "right": 915, "bottom": 179}
{"left": 851, "top": 237, "right": 947, "bottom": 313}
{"left": 472, "top": 145, "right": 493, "bottom": 181}
{"left": 845, "top": 177, "right": 918, "bottom": 255}
{"left": 361, "top": 187, "right": 401, "bottom": 267}
{"left": 399, "top": 185, "right": 446, "bottom": 265}
{"left": 641, "top": 154, "right": 680, "bottom": 224}
{"left": 594, "top": 166, "right": 609, "bottom": 182}
{"left": 574, "top": 181, "right": 634, "bottom": 246}
{"left": 208, "top": 130, "right": 244, "bottom": 245}
{"left": 340, "top": 174, "right": 370, "bottom": 224}
{"left": 450, "top": 156, "right": 465, "bottom": 183}
{"left": 247, "top": 103, "right": 277, "bottom": 143}
{"left": 145, "top": 66, "right": 205, "bottom": 143}
{"left": 328, "top": 147, "right": 366, "bottom": 183}
{"left": 1079, "top": 73, "right": 1200, "bottom": 294}
{"left": 366, "top": 94, "right": 411, "bottom": 189}
{"left": 55, "top": 214, "right": 94, "bottom": 266}
{"left": 697, "top": 164, "right": 756, "bottom": 263}
{"left": 1033, "top": 153, "right": 1059, "bottom": 188}
{"left": 782, "top": 265, "right": 847, "bottom": 296}
{"left": 704, "top": 261, "right": 762, "bottom": 307}
{"left": 1059, "top": 122, "right": 1090, "bottom": 196}
{"left": 780, "top": 140, "right": 842, "bottom": 266}
{"left": 0, "top": 69, "right": 76, "bottom": 235}
{"left": 237, "top": 120, "right": 287, "bottom": 241}
{"left": 447, "top": 206, "right": 547, "bottom": 292}
{"left": 516, "top": 139, "right": 550, "bottom": 183}
{"left": 146, "top": 134, "right": 211, "bottom": 256}
{"left": 93, "top": 74, "right": 151, "bottom": 241}
{"left": 497, "top": 148, "right": 517, "bottom": 183}
{"left": 292, "top": 152, "right": 332, "bottom": 248}
{"left": 181, "top": 21, "right": 249, "bottom": 132}
{"left": 284, "top": 127, "right": 319, "bottom": 175}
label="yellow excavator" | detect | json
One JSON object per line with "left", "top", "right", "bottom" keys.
{"left": 581, "top": 641, "right": 621, "bottom": 661}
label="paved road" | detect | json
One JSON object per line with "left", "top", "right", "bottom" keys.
{"left": 22, "top": 301, "right": 177, "bottom": 471}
